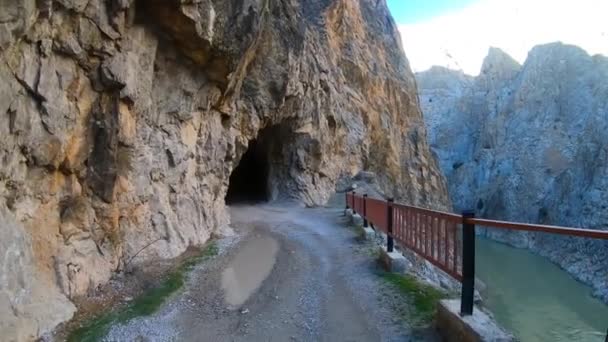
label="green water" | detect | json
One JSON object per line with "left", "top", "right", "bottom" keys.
{"left": 476, "top": 238, "right": 608, "bottom": 342}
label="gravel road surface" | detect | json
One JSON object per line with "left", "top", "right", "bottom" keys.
{"left": 105, "top": 202, "right": 439, "bottom": 341}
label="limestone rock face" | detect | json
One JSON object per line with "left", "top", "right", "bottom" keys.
{"left": 418, "top": 43, "right": 608, "bottom": 302}
{"left": 0, "top": 0, "right": 448, "bottom": 339}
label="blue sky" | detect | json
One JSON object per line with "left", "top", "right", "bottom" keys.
{"left": 388, "top": 0, "right": 608, "bottom": 75}
{"left": 386, "top": 0, "right": 477, "bottom": 24}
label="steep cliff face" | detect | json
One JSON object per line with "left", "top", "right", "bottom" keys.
{"left": 0, "top": 1, "right": 449, "bottom": 339}
{"left": 418, "top": 43, "right": 608, "bottom": 302}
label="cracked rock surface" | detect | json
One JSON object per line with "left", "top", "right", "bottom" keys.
{"left": 0, "top": 0, "right": 448, "bottom": 339}
{"left": 418, "top": 43, "right": 608, "bottom": 303}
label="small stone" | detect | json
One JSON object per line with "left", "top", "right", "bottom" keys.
{"left": 240, "top": 308, "right": 249, "bottom": 314}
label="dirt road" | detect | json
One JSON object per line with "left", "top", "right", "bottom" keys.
{"left": 104, "top": 203, "right": 439, "bottom": 341}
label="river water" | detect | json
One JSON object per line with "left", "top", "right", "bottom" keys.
{"left": 476, "top": 238, "right": 608, "bottom": 341}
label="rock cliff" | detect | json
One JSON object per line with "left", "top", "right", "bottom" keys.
{"left": 0, "top": 0, "right": 449, "bottom": 339}
{"left": 418, "top": 43, "right": 608, "bottom": 302}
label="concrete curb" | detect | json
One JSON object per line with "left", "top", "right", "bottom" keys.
{"left": 352, "top": 214, "right": 363, "bottom": 228}
{"left": 345, "top": 208, "right": 354, "bottom": 219}
{"left": 362, "top": 227, "right": 375, "bottom": 240}
{"left": 379, "top": 246, "right": 409, "bottom": 273}
{"left": 354, "top": 226, "right": 376, "bottom": 241}
{"left": 436, "top": 299, "right": 514, "bottom": 342}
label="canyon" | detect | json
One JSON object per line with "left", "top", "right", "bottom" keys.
{"left": 0, "top": 0, "right": 449, "bottom": 340}
{"left": 418, "top": 43, "right": 608, "bottom": 303}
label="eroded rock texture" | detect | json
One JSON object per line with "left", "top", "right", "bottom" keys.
{"left": 0, "top": 0, "right": 448, "bottom": 339}
{"left": 418, "top": 43, "right": 608, "bottom": 302}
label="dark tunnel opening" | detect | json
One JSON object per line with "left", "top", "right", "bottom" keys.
{"left": 225, "top": 138, "right": 271, "bottom": 204}
{"left": 225, "top": 123, "right": 295, "bottom": 205}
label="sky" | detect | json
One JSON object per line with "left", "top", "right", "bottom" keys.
{"left": 387, "top": 0, "right": 608, "bottom": 75}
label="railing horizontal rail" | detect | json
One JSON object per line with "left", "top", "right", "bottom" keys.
{"left": 467, "top": 218, "right": 608, "bottom": 240}
{"left": 394, "top": 202, "right": 463, "bottom": 223}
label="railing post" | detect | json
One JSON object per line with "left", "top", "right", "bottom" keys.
{"left": 363, "top": 194, "right": 369, "bottom": 228}
{"left": 344, "top": 192, "right": 349, "bottom": 216}
{"left": 352, "top": 191, "right": 356, "bottom": 214}
{"left": 460, "top": 210, "right": 475, "bottom": 316}
{"left": 345, "top": 192, "right": 348, "bottom": 210}
{"left": 387, "top": 198, "right": 394, "bottom": 252}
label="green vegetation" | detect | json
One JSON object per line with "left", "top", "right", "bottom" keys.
{"left": 67, "top": 242, "right": 218, "bottom": 342}
{"left": 379, "top": 272, "right": 446, "bottom": 326}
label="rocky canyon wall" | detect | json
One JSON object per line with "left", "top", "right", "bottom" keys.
{"left": 0, "top": 0, "right": 449, "bottom": 340}
{"left": 418, "top": 43, "right": 608, "bottom": 302}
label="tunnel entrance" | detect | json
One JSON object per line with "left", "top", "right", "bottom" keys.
{"left": 225, "top": 138, "right": 271, "bottom": 204}
{"left": 225, "top": 122, "right": 298, "bottom": 205}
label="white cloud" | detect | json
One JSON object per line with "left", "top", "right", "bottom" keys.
{"left": 398, "top": 0, "right": 608, "bottom": 75}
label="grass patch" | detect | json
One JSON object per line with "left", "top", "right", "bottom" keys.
{"left": 379, "top": 272, "right": 446, "bottom": 326}
{"left": 67, "top": 242, "right": 218, "bottom": 342}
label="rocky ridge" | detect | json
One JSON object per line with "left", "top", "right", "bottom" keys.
{"left": 0, "top": 0, "right": 449, "bottom": 340}
{"left": 417, "top": 43, "right": 608, "bottom": 302}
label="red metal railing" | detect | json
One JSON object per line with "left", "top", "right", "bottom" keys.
{"left": 392, "top": 203, "right": 463, "bottom": 281}
{"left": 344, "top": 191, "right": 608, "bottom": 315}
{"left": 346, "top": 191, "right": 463, "bottom": 280}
